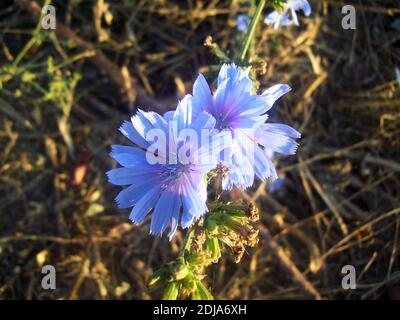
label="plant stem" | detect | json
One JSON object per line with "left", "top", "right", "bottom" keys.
{"left": 239, "top": 0, "right": 267, "bottom": 63}
{"left": 178, "top": 227, "right": 195, "bottom": 258}
{"left": 13, "top": 0, "right": 52, "bottom": 66}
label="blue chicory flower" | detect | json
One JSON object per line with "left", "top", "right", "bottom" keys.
{"left": 236, "top": 14, "right": 249, "bottom": 33}
{"left": 264, "top": 0, "right": 311, "bottom": 29}
{"left": 190, "top": 63, "right": 300, "bottom": 190}
{"left": 107, "top": 97, "right": 220, "bottom": 238}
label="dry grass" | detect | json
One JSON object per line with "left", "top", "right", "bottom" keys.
{"left": 0, "top": 0, "right": 399, "bottom": 299}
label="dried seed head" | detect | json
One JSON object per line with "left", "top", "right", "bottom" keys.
{"left": 247, "top": 228, "right": 259, "bottom": 247}
{"left": 193, "top": 229, "right": 207, "bottom": 251}
{"left": 247, "top": 202, "right": 259, "bottom": 222}
{"left": 232, "top": 245, "right": 245, "bottom": 263}
{"left": 227, "top": 219, "right": 253, "bottom": 238}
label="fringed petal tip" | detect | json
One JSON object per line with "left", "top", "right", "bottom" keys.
{"left": 288, "top": 141, "right": 300, "bottom": 155}
{"left": 105, "top": 169, "right": 113, "bottom": 182}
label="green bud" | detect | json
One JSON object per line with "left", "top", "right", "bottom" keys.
{"left": 205, "top": 217, "right": 219, "bottom": 235}
{"left": 272, "top": 0, "right": 285, "bottom": 11}
{"left": 172, "top": 263, "right": 189, "bottom": 280}
{"left": 206, "top": 238, "right": 221, "bottom": 263}
{"left": 148, "top": 269, "right": 165, "bottom": 287}
{"left": 225, "top": 215, "right": 250, "bottom": 236}
{"left": 186, "top": 252, "right": 206, "bottom": 265}
{"left": 149, "top": 274, "right": 162, "bottom": 287}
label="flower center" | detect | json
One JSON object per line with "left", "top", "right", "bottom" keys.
{"left": 160, "top": 163, "right": 189, "bottom": 188}
{"left": 215, "top": 113, "right": 232, "bottom": 131}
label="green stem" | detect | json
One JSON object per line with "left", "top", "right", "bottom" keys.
{"left": 13, "top": 0, "right": 52, "bottom": 66}
{"left": 178, "top": 227, "right": 195, "bottom": 259}
{"left": 239, "top": 0, "right": 267, "bottom": 64}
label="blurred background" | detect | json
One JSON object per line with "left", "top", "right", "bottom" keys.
{"left": 0, "top": 0, "right": 399, "bottom": 299}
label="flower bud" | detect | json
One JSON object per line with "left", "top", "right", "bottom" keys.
{"left": 205, "top": 217, "right": 219, "bottom": 235}
{"left": 148, "top": 268, "right": 165, "bottom": 287}
{"left": 187, "top": 252, "right": 206, "bottom": 265}
{"left": 206, "top": 238, "right": 221, "bottom": 263}
{"left": 172, "top": 263, "right": 189, "bottom": 280}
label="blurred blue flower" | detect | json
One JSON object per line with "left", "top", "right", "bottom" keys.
{"left": 191, "top": 63, "right": 300, "bottom": 190}
{"left": 107, "top": 97, "right": 218, "bottom": 238}
{"left": 264, "top": 0, "right": 311, "bottom": 29}
{"left": 264, "top": 149, "right": 284, "bottom": 192}
{"left": 236, "top": 14, "right": 249, "bottom": 33}
{"left": 267, "top": 177, "right": 284, "bottom": 192}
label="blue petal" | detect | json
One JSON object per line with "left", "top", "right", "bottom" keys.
{"left": 192, "top": 74, "right": 213, "bottom": 119}
{"left": 291, "top": 8, "right": 299, "bottom": 25}
{"left": 181, "top": 182, "right": 207, "bottom": 228}
{"left": 196, "top": 178, "right": 208, "bottom": 203}
{"left": 214, "top": 78, "right": 255, "bottom": 121}
{"left": 217, "top": 64, "right": 252, "bottom": 92}
{"left": 150, "top": 190, "right": 179, "bottom": 236}
{"left": 191, "top": 111, "right": 216, "bottom": 134}
{"left": 167, "top": 192, "right": 182, "bottom": 240}
{"left": 230, "top": 115, "right": 266, "bottom": 129}
{"left": 222, "top": 144, "right": 254, "bottom": 190}
{"left": 132, "top": 109, "right": 168, "bottom": 144}
{"left": 263, "top": 149, "right": 278, "bottom": 179}
{"left": 217, "top": 64, "right": 231, "bottom": 87}
{"left": 141, "top": 110, "right": 168, "bottom": 132}
{"left": 290, "top": 0, "right": 312, "bottom": 16}
{"left": 119, "top": 121, "right": 148, "bottom": 149}
{"left": 115, "top": 176, "right": 161, "bottom": 208}
{"left": 302, "top": 2, "right": 312, "bottom": 16}
{"left": 106, "top": 167, "right": 157, "bottom": 185}
{"left": 254, "top": 145, "right": 276, "bottom": 180}
{"left": 264, "top": 11, "right": 282, "bottom": 29}
{"left": 281, "top": 12, "right": 293, "bottom": 26}
{"left": 217, "top": 64, "right": 240, "bottom": 86}
{"left": 129, "top": 186, "right": 161, "bottom": 224}
{"left": 261, "top": 84, "right": 291, "bottom": 111}
{"left": 163, "top": 110, "right": 175, "bottom": 121}
{"left": 262, "top": 123, "right": 301, "bottom": 139}
{"left": 222, "top": 175, "right": 234, "bottom": 190}
{"left": 173, "top": 95, "right": 193, "bottom": 130}
{"left": 213, "top": 78, "right": 229, "bottom": 115}
{"left": 194, "top": 130, "right": 231, "bottom": 171}
{"left": 257, "top": 130, "right": 299, "bottom": 155}
{"left": 110, "top": 146, "right": 148, "bottom": 168}
{"left": 236, "top": 94, "right": 268, "bottom": 117}
{"left": 111, "top": 144, "right": 138, "bottom": 154}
